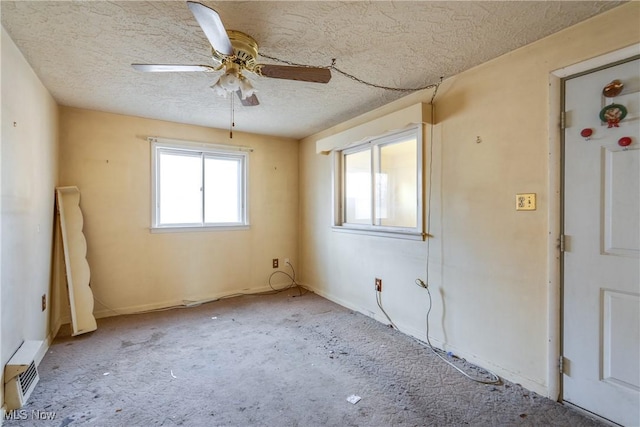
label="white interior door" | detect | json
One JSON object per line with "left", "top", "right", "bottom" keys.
{"left": 563, "top": 57, "right": 640, "bottom": 426}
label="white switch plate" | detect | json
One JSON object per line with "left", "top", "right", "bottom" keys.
{"left": 516, "top": 193, "right": 536, "bottom": 211}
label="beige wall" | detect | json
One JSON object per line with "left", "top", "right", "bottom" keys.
{"left": 1, "top": 2, "right": 638, "bottom": 409}
{"left": 58, "top": 108, "right": 299, "bottom": 318}
{"left": 1, "top": 26, "right": 59, "bottom": 378}
{"left": 299, "top": 3, "right": 640, "bottom": 396}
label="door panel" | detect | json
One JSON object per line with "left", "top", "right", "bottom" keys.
{"left": 563, "top": 57, "right": 640, "bottom": 426}
{"left": 604, "top": 148, "right": 640, "bottom": 255}
{"left": 602, "top": 290, "right": 639, "bottom": 391}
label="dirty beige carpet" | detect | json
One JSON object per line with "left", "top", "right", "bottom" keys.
{"left": 7, "top": 290, "right": 603, "bottom": 426}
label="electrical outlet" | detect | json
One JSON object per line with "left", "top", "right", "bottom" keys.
{"left": 516, "top": 193, "right": 536, "bottom": 211}
{"left": 41, "top": 294, "right": 46, "bottom": 311}
{"left": 272, "top": 258, "right": 279, "bottom": 269}
{"left": 375, "top": 278, "right": 382, "bottom": 292}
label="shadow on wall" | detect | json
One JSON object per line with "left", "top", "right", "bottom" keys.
{"left": 433, "top": 79, "right": 468, "bottom": 123}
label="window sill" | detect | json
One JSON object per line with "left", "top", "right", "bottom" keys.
{"left": 331, "top": 225, "right": 427, "bottom": 241}
{"left": 150, "top": 225, "right": 250, "bottom": 233}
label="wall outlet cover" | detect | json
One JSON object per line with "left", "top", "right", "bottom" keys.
{"left": 516, "top": 193, "right": 536, "bottom": 211}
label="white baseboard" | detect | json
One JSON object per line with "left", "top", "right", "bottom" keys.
{"left": 92, "top": 285, "right": 276, "bottom": 319}
{"left": 47, "top": 317, "right": 64, "bottom": 345}
{"left": 54, "top": 286, "right": 283, "bottom": 335}
{"left": 34, "top": 340, "right": 49, "bottom": 366}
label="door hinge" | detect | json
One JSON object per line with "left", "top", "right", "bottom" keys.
{"left": 559, "top": 355, "right": 565, "bottom": 374}
{"left": 559, "top": 234, "right": 566, "bottom": 252}
{"left": 560, "top": 111, "right": 566, "bottom": 130}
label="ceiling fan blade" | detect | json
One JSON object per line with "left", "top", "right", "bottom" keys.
{"left": 237, "top": 91, "right": 260, "bottom": 107}
{"left": 187, "top": 2, "right": 233, "bottom": 56}
{"left": 259, "top": 65, "right": 331, "bottom": 83}
{"left": 132, "top": 64, "right": 217, "bottom": 72}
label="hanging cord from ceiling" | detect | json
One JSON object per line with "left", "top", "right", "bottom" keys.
{"left": 430, "top": 77, "right": 442, "bottom": 104}
{"left": 423, "top": 80, "right": 440, "bottom": 287}
{"left": 259, "top": 53, "right": 440, "bottom": 92}
{"left": 417, "top": 80, "right": 499, "bottom": 385}
{"left": 377, "top": 77, "right": 442, "bottom": 329}
{"left": 229, "top": 94, "right": 235, "bottom": 139}
{"left": 374, "top": 84, "right": 498, "bottom": 385}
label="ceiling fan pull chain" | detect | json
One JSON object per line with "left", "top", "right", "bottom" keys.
{"left": 230, "top": 95, "right": 235, "bottom": 139}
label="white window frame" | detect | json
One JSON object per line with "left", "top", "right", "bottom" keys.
{"left": 150, "top": 138, "right": 249, "bottom": 232}
{"left": 332, "top": 126, "right": 425, "bottom": 240}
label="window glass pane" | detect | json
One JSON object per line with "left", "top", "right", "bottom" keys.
{"left": 158, "top": 151, "right": 202, "bottom": 224}
{"left": 204, "top": 157, "right": 241, "bottom": 223}
{"left": 344, "top": 149, "right": 371, "bottom": 224}
{"left": 378, "top": 138, "right": 417, "bottom": 227}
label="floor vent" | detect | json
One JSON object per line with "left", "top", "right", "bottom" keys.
{"left": 4, "top": 341, "right": 42, "bottom": 410}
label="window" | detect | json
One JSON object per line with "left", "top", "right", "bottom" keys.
{"left": 333, "top": 126, "right": 424, "bottom": 239}
{"left": 151, "top": 139, "right": 249, "bottom": 230}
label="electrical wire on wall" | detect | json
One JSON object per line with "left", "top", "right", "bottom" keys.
{"left": 416, "top": 80, "right": 501, "bottom": 385}
{"left": 268, "top": 260, "right": 308, "bottom": 296}
{"left": 376, "top": 288, "right": 398, "bottom": 330}
{"left": 374, "top": 279, "right": 500, "bottom": 384}
{"left": 374, "top": 278, "right": 500, "bottom": 384}
{"left": 374, "top": 80, "right": 443, "bottom": 333}
{"left": 372, "top": 82, "right": 498, "bottom": 385}
{"left": 415, "top": 279, "right": 501, "bottom": 384}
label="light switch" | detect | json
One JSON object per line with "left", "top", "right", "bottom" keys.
{"left": 516, "top": 193, "right": 536, "bottom": 211}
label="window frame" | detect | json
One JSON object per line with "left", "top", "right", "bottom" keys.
{"left": 150, "top": 139, "right": 249, "bottom": 232}
{"left": 332, "top": 126, "right": 425, "bottom": 240}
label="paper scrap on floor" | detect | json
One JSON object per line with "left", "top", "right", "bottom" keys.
{"left": 346, "top": 395, "right": 361, "bottom": 404}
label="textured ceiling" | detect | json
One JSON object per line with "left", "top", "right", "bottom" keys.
{"left": 1, "top": 1, "right": 624, "bottom": 139}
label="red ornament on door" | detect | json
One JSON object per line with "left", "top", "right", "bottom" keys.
{"left": 618, "top": 137, "right": 632, "bottom": 147}
{"left": 580, "top": 128, "right": 593, "bottom": 139}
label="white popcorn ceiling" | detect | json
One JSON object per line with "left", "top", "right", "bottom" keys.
{"left": 1, "top": 1, "right": 624, "bottom": 139}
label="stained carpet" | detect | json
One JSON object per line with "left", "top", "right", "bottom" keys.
{"left": 5, "top": 290, "right": 604, "bottom": 426}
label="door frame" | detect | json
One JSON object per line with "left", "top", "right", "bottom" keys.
{"left": 547, "top": 43, "right": 640, "bottom": 402}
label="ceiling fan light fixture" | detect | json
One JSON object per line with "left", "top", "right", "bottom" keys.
{"left": 210, "top": 80, "right": 230, "bottom": 97}
{"left": 238, "top": 76, "right": 256, "bottom": 100}
{"left": 218, "top": 68, "right": 241, "bottom": 91}
{"left": 210, "top": 68, "right": 240, "bottom": 97}
{"left": 211, "top": 68, "right": 256, "bottom": 100}
{"left": 134, "top": 2, "right": 333, "bottom": 110}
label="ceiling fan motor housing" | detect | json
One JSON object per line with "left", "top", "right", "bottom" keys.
{"left": 132, "top": 2, "right": 330, "bottom": 109}
{"left": 212, "top": 30, "right": 259, "bottom": 71}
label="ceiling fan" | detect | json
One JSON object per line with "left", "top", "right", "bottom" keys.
{"left": 132, "top": 1, "right": 332, "bottom": 107}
